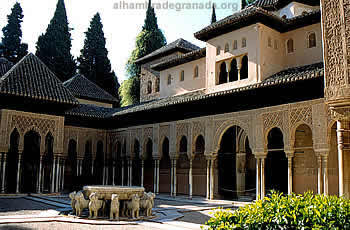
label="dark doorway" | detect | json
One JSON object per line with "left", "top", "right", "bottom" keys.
{"left": 132, "top": 140, "right": 141, "bottom": 186}
{"left": 43, "top": 133, "right": 54, "bottom": 193}
{"left": 64, "top": 139, "right": 77, "bottom": 192}
{"left": 193, "top": 135, "right": 206, "bottom": 197}
{"left": 94, "top": 141, "right": 104, "bottom": 184}
{"left": 6, "top": 129, "right": 20, "bottom": 193}
{"left": 159, "top": 137, "right": 171, "bottom": 193}
{"left": 219, "top": 62, "right": 228, "bottom": 84}
{"left": 144, "top": 139, "right": 154, "bottom": 192}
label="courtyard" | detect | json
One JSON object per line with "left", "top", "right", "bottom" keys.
{"left": 0, "top": 194, "right": 239, "bottom": 230}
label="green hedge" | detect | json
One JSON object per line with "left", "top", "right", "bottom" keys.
{"left": 205, "top": 192, "right": 350, "bottom": 230}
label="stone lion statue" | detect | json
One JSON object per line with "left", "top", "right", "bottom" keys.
{"left": 88, "top": 192, "right": 105, "bottom": 219}
{"left": 110, "top": 194, "right": 120, "bottom": 220}
{"left": 140, "top": 192, "right": 156, "bottom": 217}
{"left": 123, "top": 194, "right": 140, "bottom": 219}
{"left": 74, "top": 191, "right": 89, "bottom": 217}
{"left": 69, "top": 191, "right": 77, "bottom": 214}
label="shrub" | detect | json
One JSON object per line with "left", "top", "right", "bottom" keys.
{"left": 205, "top": 192, "right": 350, "bottom": 230}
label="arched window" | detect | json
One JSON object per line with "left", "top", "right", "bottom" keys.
{"left": 167, "top": 74, "right": 172, "bottom": 85}
{"left": 287, "top": 39, "right": 294, "bottom": 53}
{"left": 240, "top": 55, "right": 248, "bottom": 80}
{"left": 155, "top": 78, "right": 160, "bottom": 92}
{"left": 216, "top": 46, "right": 221, "bottom": 55}
{"left": 224, "top": 43, "right": 229, "bottom": 52}
{"left": 242, "top": 38, "right": 247, "bottom": 48}
{"left": 180, "top": 70, "right": 185, "bottom": 81}
{"left": 229, "top": 59, "right": 238, "bottom": 82}
{"left": 268, "top": 37, "right": 272, "bottom": 47}
{"left": 308, "top": 32, "right": 316, "bottom": 48}
{"left": 219, "top": 62, "right": 228, "bottom": 85}
{"left": 274, "top": 40, "right": 278, "bottom": 50}
{"left": 282, "top": 15, "right": 287, "bottom": 19}
{"left": 233, "top": 40, "right": 238, "bottom": 50}
{"left": 194, "top": 65, "right": 199, "bottom": 78}
{"left": 147, "top": 81, "right": 152, "bottom": 94}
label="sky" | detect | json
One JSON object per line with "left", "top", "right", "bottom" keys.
{"left": 0, "top": 0, "right": 241, "bottom": 82}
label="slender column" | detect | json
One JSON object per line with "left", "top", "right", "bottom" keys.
{"left": 323, "top": 155, "right": 329, "bottom": 195}
{"left": 173, "top": 159, "right": 177, "bottom": 197}
{"left": 156, "top": 160, "right": 160, "bottom": 194}
{"left": 317, "top": 156, "right": 322, "bottom": 194}
{"left": 55, "top": 156, "right": 60, "bottom": 193}
{"left": 210, "top": 159, "right": 214, "bottom": 200}
{"left": 261, "top": 158, "right": 265, "bottom": 198}
{"left": 37, "top": 155, "right": 43, "bottom": 193}
{"left": 256, "top": 158, "right": 261, "bottom": 200}
{"left": 337, "top": 121, "right": 344, "bottom": 196}
{"left": 16, "top": 154, "right": 22, "bottom": 193}
{"left": 51, "top": 156, "right": 56, "bottom": 193}
{"left": 112, "top": 161, "right": 116, "bottom": 186}
{"left": 91, "top": 159, "right": 94, "bottom": 176}
{"left": 189, "top": 159, "right": 193, "bottom": 199}
{"left": 62, "top": 159, "right": 65, "bottom": 192}
{"left": 287, "top": 155, "right": 293, "bottom": 195}
{"left": 121, "top": 160, "right": 125, "bottom": 186}
{"left": 206, "top": 159, "right": 210, "bottom": 199}
{"left": 129, "top": 160, "right": 132, "bottom": 186}
{"left": 170, "top": 159, "right": 174, "bottom": 196}
{"left": 141, "top": 160, "right": 144, "bottom": 187}
{"left": 76, "top": 159, "right": 80, "bottom": 176}
{"left": 153, "top": 160, "right": 157, "bottom": 192}
{"left": 102, "top": 163, "right": 106, "bottom": 185}
{"left": 79, "top": 160, "right": 83, "bottom": 176}
{"left": 2, "top": 153, "right": 7, "bottom": 193}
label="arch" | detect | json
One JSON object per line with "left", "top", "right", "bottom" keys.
{"left": 292, "top": 124, "right": 317, "bottom": 194}
{"left": 147, "top": 81, "right": 152, "bottom": 94}
{"left": 132, "top": 139, "right": 141, "bottom": 186}
{"left": 218, "top": 125, "right": 255, "bottom": 200}
{"left": 242, "top": 38, "right": 247, "bottom": 48}
{"left": 229, "top": 59, "right": 238, "bottom": 82}
{"left": 82, "top": 140, "right": 93, "bottom": 179}
{"left": 177, "top": 151, "right": 189, "bottom": 195}
{"left": 22, "top": 130, "right": 41, "bottom": 193}
{"left": 219, "top": 62, "right": 227, "bottom": 85}
{"left": 159, "top": 137, "right": 171, "bottom": 193}
{"left": 179, "top": 136, "right": 187, "bottom": 154}
{"left": 167, "top": 74, "right": 172, "bottom": 85}
{"left": 144, "top": 138, "right": 154, "bottom": 192}
{"left": 233, "top": 40, "right": 238, "bottom": 50}
{"left": 308, "top": 32, "right": 316, "bottom": 48}
{"left": 193, "top": 134, "right": 207, "bottom": 196}
{"left": 240, "top": 55, "right": 248, "bottom": 80}
{"left": 155, "top": 78, "right": 160, "bottom": 92}
{"left": 287, "top": 38, "right": 294, "bottom": 53}
{"left": 266, "top": 127, "right": 288, "bottom": 194}
{"left": 194, "top": 65, "right": 199, "bottom": 78}
{"left": 6, "top": 128, "right": 20, "bottom": 193}
{"left": 216, "top": 46, "right": 221, "bottom": 55}
{"left": 224, "top": 43, "right": 229, "bottom": 52}
{"left": 64, "top": 139, "right": 77, "bottom": 191}
{"left": 268, "top": 37, "right": 272, "bottom": 47}
{"left": 180, "top": 70, "right": 185, "bottom": 81}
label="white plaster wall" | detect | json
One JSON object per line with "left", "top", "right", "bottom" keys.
{"left": 276, "top": 2, "right": 320, "bottom": 18}
{"left": 159, "top": 57, "right": 206, "bottom": 98}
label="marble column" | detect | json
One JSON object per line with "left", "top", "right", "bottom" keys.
{"left": 287, "top": 155, "right": 293, "bottom": 195}
{"left": 79, "top": 160, "right": 83, "bottom": 176}
{"left": 323, "top": 155, "right": 329, "bottom": 195}
{"left": 256, "top": 158, "right": 261, "bottom": 200}
{"left": 102, "top": 164, "right": 106, "bottom": 185}
{"left": 55, "top": 156, "right": 60, "bottom": 193}
{"left": 129, "top": 160, "right": 132, "bottom": 186}
{"left": 121, "top": 160, "right": 125, "bottom": 186}
{"left": 317, "top": 155, "right": 322, "bottom": 194}
{"left": 173, "top": 159, "right": 177, "bottom": 197}
{"left": 206, "top": 159, "right": 210, "bottom": 200}
{"left": 170, "top": 160, "right": 174, "bottom": 196}
{"left": 261, "top": 158, "right": 265, "bottom": 198}
{"left": 141, "top": 160, "right": 144, "bottom": 187}
{"left": 1, "top": 153, "right": 7, "bottom": 193}
{"left": 337, "top": 121, "right": 344, "bottom": 196}
{"left": 62, "top": 159, "right": 66, "bottom": 192}
{"left": 16, "top": 154, "right": 22, "bottom": 193}
{"left": 37, "top": 155, "right": 43, "bottom": 193}
{"left": 156, "top": 160, "right": 160, "bottom": 194}
{"left": 210, "top": 159, "right": 214, "bottom": 200}
{"left": 91, "top": 159, "right": 94, "bottom": 176}
{"left": 189, "top": 159, "right": 193, "bottom": 199}
{"left": 153, "top": 159, "right": 157, "bottom": 192}
{"left": 112, "top": 161, "right": 116, "bottom": 186}
{"left": 51, "top": 157, "right": 56, "bottom": 193}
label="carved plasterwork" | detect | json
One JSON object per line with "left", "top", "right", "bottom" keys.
{"left": 10, "top": 115, "right": 55, "bottom": 137}
{"left": 159, "top": 125, "right": 170, "bottom": 143}
{"left": 290, "top": 106, "right": 312, "bottom": 127}
{"left": 176, "top": 123, "right": 189, "bottom": 139}
{"left": 193, "top": 121, "right": 205, "bottom": 140}
{"left": 143, "top": 127, "right": 153, "bottom": 141}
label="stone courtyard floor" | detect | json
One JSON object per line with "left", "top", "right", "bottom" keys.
{"left": 0, "top": 194, "right": 247, "bottom": 230}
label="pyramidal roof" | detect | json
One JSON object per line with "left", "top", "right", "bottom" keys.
{"left": 0, "top": 53, "right": 78, "bottom": 105}
{"left": 63, "top": 74, "right": 117, "bottom": 103}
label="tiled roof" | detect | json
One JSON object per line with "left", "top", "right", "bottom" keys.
{"left": 111, "top": 62, "right": 324, "bottom": 116}
{"left": 65, "top": 103, "right": 115, "bottom": 119}
{"left": 250, "top": 0, "right": 320, "bottom": 11}
{"left": 135, "top": 38, "right": 200, "bottom": 65}
{"left": 194, "top": 6, "right": 321, "bottom": 41}
{"left": 0, "top": 57, "right": 13, "bottom": 77}
{"left": 151, "top": 48, "right": 206, "bottom": 71}
{"left": 0, "top": 53, "right": 78, "bottom": 105}
{"left": 63, "top": 74, "right": 117, "bottom": 103}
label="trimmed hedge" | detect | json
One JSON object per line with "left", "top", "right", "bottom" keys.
{"left": 205, "top": 192, "right": 350, "bottom": 230}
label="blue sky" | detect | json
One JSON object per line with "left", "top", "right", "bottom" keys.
{"left": 0, "top": 0, "right": 241, "bottom": 82}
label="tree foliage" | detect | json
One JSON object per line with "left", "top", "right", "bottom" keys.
{"left": 78, "top": 13, "right": 120, "bottom": 106}
{"left": 1, "top": 2, "right": 28, "bottom": 63}
{"left": 36, "top": 0, "right": 76, "bottom": 82}
{"left": 211, "top": 4, "right": 217, "bottom": 24}
{"left": 120, "top": 0, "right": 166, "bottom": 107}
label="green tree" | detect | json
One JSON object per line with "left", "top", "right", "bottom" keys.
{"left": 35, "top": 0, "right": 76, "bottom": 82}
{"left": 78, "top": 13, "right": 120, "bottom": 105}
{"left": 120, "top": 0, "right": 166, "bottom": 107}
{"left": 1, "top": 2, "right": 28, "bottom": 63}
{"left": 211, "top": 4, "right": 217, "bottom": 24}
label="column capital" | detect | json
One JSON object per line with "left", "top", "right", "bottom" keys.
{"left": 314, "top": 148, "right": 330, "bottom": 157}
{"left": 254, "top": 152, "right": 267, "bottom": 159}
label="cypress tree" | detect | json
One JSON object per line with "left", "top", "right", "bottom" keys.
{"left": 35, "top": 0, "right": 76, "bottom": 82}
{"left": 120, "top": 0, "right": 166, "bottom": 106}
{"left": 78, "top": 13, "right": 120, "bottom": 106}
{"left": 211, "top": 4, "right": 217, "bottom": 24}
{"left": 1, "top": 2, "right": 28, "bottom": 63}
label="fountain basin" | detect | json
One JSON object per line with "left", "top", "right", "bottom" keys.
{"left": 83, "top": 185, "right": 145, "bottom": 200}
